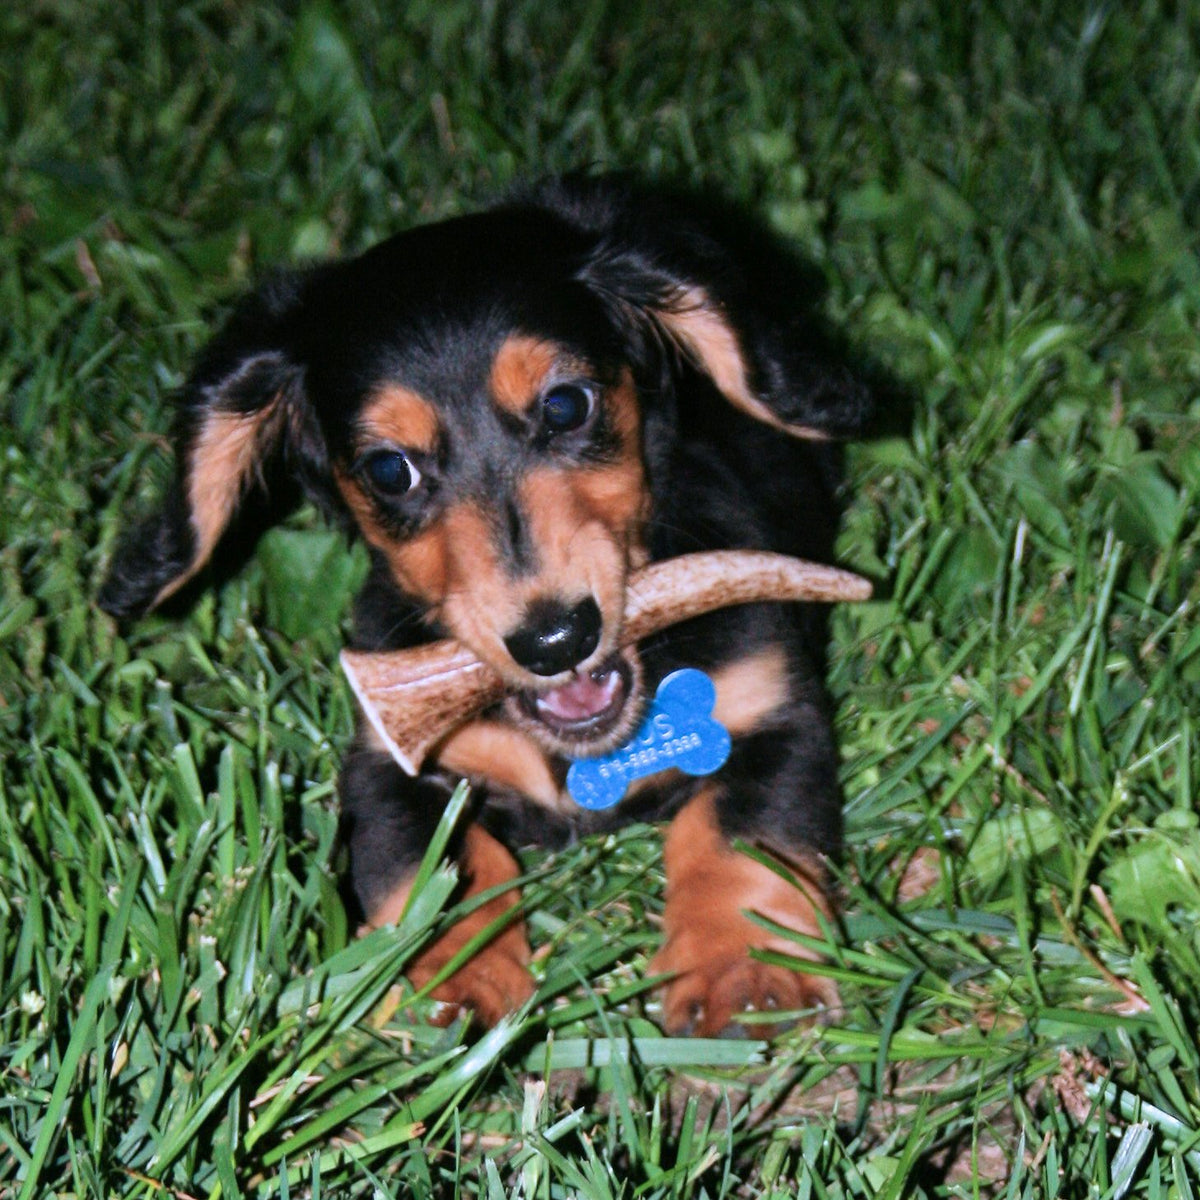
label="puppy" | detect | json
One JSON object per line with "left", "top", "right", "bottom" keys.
{"left": 101, "top": 176, "right": 873, "bottom": 1036}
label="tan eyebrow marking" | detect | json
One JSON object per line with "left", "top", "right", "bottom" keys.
{"left": 359, "top": 384, "right": 442, "bottom": 452}
{"left": 489, "top": 336, "right": 563, "bottom": 416}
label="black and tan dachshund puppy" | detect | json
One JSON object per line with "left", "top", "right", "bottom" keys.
{"left": 102, "top": 176, "right": 873, "bottom": 1035}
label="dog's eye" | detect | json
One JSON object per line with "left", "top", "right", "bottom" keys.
{"left": 362, "top": 449, "right": 421, "bottom": 495}
{"left": 541, "top": 383, "right": 594, "bottom": 434}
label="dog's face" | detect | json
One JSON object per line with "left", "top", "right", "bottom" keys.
{"left": 100, "top": 180, "right": 872, "bottom": 762}
{"left": 310, "top": 220, "right": 653, "bottom": 755}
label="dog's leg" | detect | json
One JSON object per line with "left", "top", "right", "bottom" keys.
{"left": 399, "top": 823, "right": 533, "bottom": 1026}
{"left": 346, "top": 746, "right": 534, "bottom": 1027}
{"left": 651, "top": 787, "right": 838, "bottom": 1037}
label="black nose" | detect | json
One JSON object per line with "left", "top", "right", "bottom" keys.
{"left": 504, "top": 597, "right": 602, "bottom": 676}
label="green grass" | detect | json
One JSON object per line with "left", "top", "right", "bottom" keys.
{"left": 3, "top": 0, "right": 1199, "bottom": 1194}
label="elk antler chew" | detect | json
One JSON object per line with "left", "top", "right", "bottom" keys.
{"left": 341, "top": 550, "right": 872, "bottom": 776}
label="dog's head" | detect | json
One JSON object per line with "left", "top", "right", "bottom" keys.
{"left": 101, "top": 178, "right": 871, "bottom": 757}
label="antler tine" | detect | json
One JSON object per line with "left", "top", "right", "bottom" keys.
{"left": 622, "top": 550, "right": 871, "bottom": 643}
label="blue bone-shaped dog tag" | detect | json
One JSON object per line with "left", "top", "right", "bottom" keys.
{"left": 566, "top": 668, "right": 732, "bottom": 811}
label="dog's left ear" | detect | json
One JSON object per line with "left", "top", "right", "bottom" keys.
{"left": 100, "top": 275, "right": 327, "bottom": 619}
{"left": 563, "top": 181, "right": 872, "bottom": 440}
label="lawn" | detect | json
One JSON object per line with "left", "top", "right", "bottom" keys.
{"left": 2, "top": 1, "right": 1199, "bottom": 1195}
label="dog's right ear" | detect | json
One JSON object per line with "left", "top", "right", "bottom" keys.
{"left": 534, "top": 175, "right": 875, "bottom": 441}
{"left": 99, "top": 275, "right": 326, "bottom": 619}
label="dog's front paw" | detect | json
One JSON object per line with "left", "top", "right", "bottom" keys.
{"left": 408, "top": 925, "right": 534, "bottom": 1028}
{"left": 651, "top": 931, "right": 836, "bottom": 1037}
{"left": 653, "top": 790, "right": 839, "bottom": 1037}
{"left": 369, "top": 824, "right": 534, "bottom": 1028}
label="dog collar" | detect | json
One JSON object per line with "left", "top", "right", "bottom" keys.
{"left": 566, "top": 669, "right": 732, "bottom": 810}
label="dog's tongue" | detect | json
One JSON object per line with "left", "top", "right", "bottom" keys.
{"left": 535, "top": 668, "right": 622, "bottom": 724}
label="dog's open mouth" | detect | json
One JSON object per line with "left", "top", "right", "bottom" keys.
{"left": 511, "top": 649, "right": 643, "bottom": 755}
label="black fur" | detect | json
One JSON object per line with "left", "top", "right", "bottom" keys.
{"left": 102, "top": 175, "right": 873, "bottom": 986}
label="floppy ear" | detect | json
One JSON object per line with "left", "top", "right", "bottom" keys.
{"left": 100, "top": 276, "right": 326, "bottom": 619}
{"left": 640, "top": 287, "right": 871, "bottom": 441}
{"left": 557, "top": 178, "right": 873, "bottom": 440}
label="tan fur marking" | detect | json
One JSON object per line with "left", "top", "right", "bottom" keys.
{"left": 435, "top": 719, "right": 563, "bottom": 810}
{"left": 614, "top": 650, "right": 791, "bottom": 800}
{"left": 386, "top": 521, "right": 453, "bottom": 605}
{"left": 710, "top": 646, "right": 791, "bottom": 736}
{"left": 333, "top": 471, "right": 452, "bottom": 607}
{"left": 660, "top": 289, "right": 829, "bottom": 441}
{"left": 360, "top": 384, "right": 441, "bottom": 452}
{"left": 490, "top": 336, "right": 561, "bottom": 416}
{"left": 661, "top": 790, "right": 830, "bottom": 933}
{"left": 336, "top": 479, "right": 521, "bottom": 624}
{"left": 606, "top": 371, "right": 642, "bottom": 446}
{"left": 360, "top": 824, "right": 533, "bottom": 1027}
{"left": 651, "top": 788, "right": 837, "bottom": 1035}
{"left": 437, "top": 504, "right": 527, "bottom": 667}
{"left": 517, "top": 467, "right": 637, "bottom": 655}
{"left": 412, "top": 824, "right": 534, "bottom": 1026}
{"left": 153, "top": 404, "right": 279, "bottom": 607}
{"left": 574, "top": 461, "right": 648, "bottom": 532}
{"left": 365, "top": 873, "right": 415, "bottom": 929}
{"left": 359, "top": 824, "right": 524, "bottom": 933}
{"left": 334, "top": 469, "right": 379, "bottom": 537}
